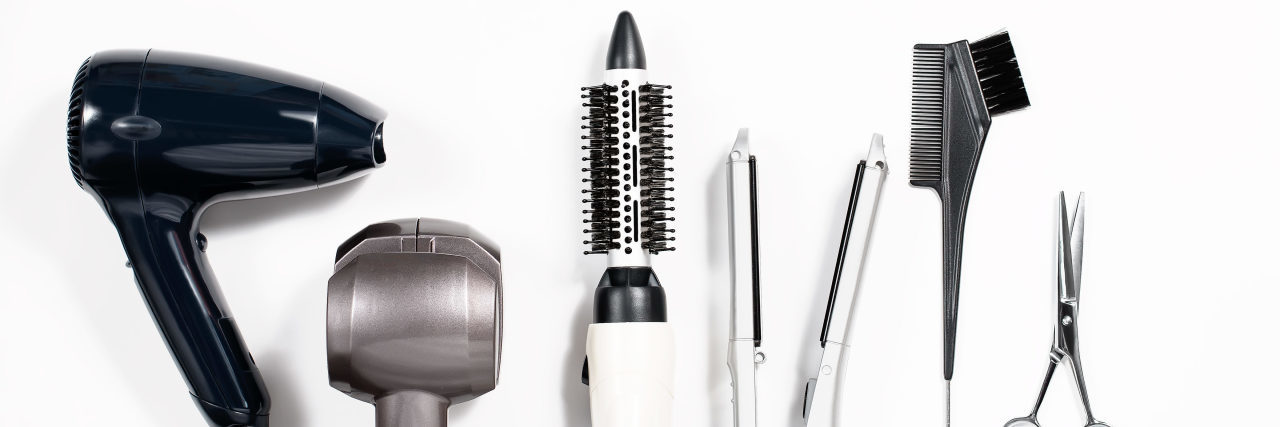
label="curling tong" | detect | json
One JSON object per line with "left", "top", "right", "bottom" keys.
{"left": 1005, "top": 192, "right": 1109, "bottom": 427}
{"left": 803, "top": 135, "right": 888, "bottom": 426}
{"left": 726, "top": 129, "right": 763, "bottom": 427}
{"left": 579, "top": 11, "right": 677, "bottom": 427}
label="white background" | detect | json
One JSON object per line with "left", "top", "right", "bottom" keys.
{"left": 1, "top": 1, "right": 1276, "bottom": 426}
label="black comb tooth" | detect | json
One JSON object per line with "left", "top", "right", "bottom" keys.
{"left": 910, "top": 46, "right": 945, "bottom": 183}
{"left": 581, "top": 84, "right": 624, "bottom": 254}
{"left": 638, "top": 83, "right": 675, "bottom": 254}
{"left": 969, "top": 31, "right": 1030, "bottom": 116}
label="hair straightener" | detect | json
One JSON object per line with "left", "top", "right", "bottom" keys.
{"left": 67, "top": 50, "right": 386, "bottom": 426}
{"left": 579, "top": 11, "right": 678, "bottom": 427}
{"left": 802, "top": 135, "right": 888, "bottom": 426}
{"left": 910, "top": 31, "right": 1030, "bottom": 425}
{"left": 726, "top": 129, "right": 763, "bottom": 427}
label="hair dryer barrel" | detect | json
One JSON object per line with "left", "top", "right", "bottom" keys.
{"left": 68, "top": 49, "right": 387, "bottom": 427}
{"left": 71, "top": 49, "right": 386, "bottom": 200}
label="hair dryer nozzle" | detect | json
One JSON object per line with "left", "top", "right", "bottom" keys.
{"left": 317, "top": 84, "right": 388, "bottom": 186}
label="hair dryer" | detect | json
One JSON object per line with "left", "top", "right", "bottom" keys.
{"left": 66, "top": 49, "right": 387, "bottom": 427}
{"left": 328, "top": 218, "right": 502, "bottom": 427}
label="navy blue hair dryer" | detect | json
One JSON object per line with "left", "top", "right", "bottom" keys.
{"left": 66, "top": 50, "right": 387, "bottom": 426}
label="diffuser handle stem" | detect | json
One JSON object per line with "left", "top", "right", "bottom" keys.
{"left": 376, "top": 391, "right": 450, "bottom": 427}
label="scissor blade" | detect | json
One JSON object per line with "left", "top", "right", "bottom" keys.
{"left": 1070, "top": 193, "right": 1084, "bottom": 299}
{"left": 1058, "top": 192, "right": 1075, "bottom": 302}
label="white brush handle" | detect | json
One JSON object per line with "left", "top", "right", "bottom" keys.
{"left": 586, "top": 322, "right": 675, "bottom": 427}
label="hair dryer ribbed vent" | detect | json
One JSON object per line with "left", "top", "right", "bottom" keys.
{"left": 66, "top": 57, "right": 90, "bottom": 187}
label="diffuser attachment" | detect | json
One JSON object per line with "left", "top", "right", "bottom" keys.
{"left": 328, "top": 218, "right": 501, "bottom": 427}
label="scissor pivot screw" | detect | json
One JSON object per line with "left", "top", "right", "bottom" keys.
{"left": 1062, "top": 315, "right": 1073, "bottom": 326}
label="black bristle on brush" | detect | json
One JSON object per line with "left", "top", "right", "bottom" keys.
{"left": 580, "top": 83, "right": 676, "bottom": 256}
{"left": 969, "top": 32, "right": 1029, "bottom": 116}
{"left": 637, "top": 83, "right": 675, "bottom": 253}
{"left": 581, "top": 84, "right": 623, "bottom": 255}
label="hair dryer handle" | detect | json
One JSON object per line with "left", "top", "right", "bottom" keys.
{"left": 585, "top": 322, "right": 675, "bottom": 427}
{"left": 109, "top": 207, "right": 269, "bottom": 427}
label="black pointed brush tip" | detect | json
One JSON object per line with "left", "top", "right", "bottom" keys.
{"left": 606, "top": 11, "right": 647, "bottom": 70}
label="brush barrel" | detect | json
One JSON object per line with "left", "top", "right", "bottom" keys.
{"left": 603, "top": 67, "right": 651, "bottom": 265}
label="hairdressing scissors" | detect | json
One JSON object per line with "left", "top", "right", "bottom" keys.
{"left": 1005, "top": 192, "right": 1109, "bottom": 427}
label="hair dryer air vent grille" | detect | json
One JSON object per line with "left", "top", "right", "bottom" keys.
{"left": 66, "top": 57, "right": 90, "bottom": 187}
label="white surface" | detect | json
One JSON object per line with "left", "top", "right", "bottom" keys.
{"left": 0, "top": 1, "right": 1276, "bottom": 426}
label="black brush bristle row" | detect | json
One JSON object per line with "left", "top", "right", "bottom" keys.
{"left": 638, "top": 84, "right": 675, "bottom": 253}
{"left": 910, "top": 47, "right": 944, "bottom": 182}
{"left": 969, "top": 32, "right": 1029, "bottom": 116}
{"left": 581, "top": 84, "right": 622, "bottom": 254}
